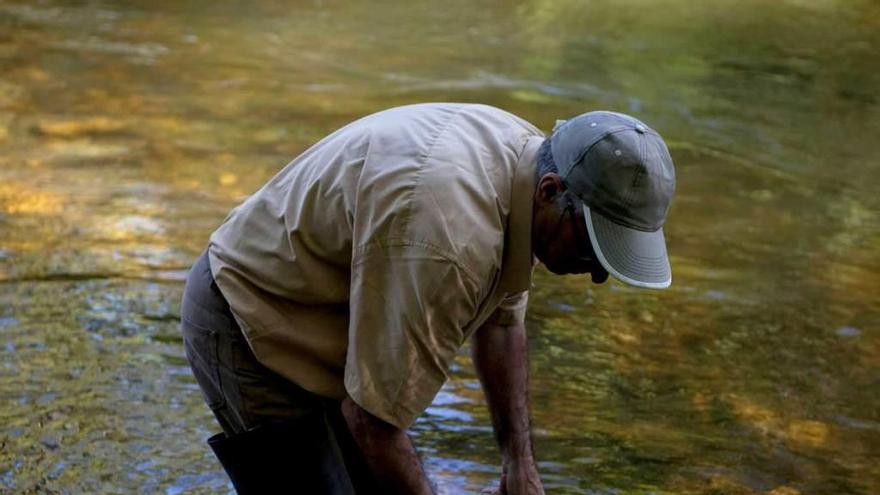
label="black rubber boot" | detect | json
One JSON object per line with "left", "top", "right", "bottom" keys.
{"left": 207, "top": 414, "right": 356, "bottom": 494}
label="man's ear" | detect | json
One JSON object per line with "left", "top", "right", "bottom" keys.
{"left": 535, "top": 173, "right": 565, "bottom": 203}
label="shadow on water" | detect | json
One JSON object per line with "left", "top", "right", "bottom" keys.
{"left": 1, "top": 0, "right": 878, "bottom": 493}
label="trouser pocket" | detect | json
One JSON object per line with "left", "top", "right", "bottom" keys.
{"left": 182, "top": 319, "right": 225, "bottom": 411}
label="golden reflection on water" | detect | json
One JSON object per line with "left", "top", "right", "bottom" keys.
{"left": 0, "top": 182, "right": 64, "bottom": 215}
{"left": 0, "top": 0, "right": 878, "bottom": 493}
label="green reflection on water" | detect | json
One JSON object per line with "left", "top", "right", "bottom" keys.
{"left": 1, "top": 0, "right": 878, "bottom": 493}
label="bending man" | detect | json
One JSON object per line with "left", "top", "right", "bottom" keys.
{"left": 180, "top": 103, "right": 676, "bottom": 494}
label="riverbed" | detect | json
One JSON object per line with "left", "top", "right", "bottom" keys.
{"left": 1, "top": 1, "right": 878, "bottom": 493}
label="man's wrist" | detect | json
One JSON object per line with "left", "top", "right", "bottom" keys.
{"left": 502, "top": 433, "right": 534, "bottom": 463}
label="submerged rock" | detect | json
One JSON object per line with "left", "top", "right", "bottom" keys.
{"left": 33, "top": 116, "right": 126, "bottom": 138}
{"left": 44, "top": 140, "right": 130, "bottom": 160}
{"left": 766, "top": 486, "right": 801, "bottom": 495}
{"left": 0, "top": 81, "right": 25, "bottom": 109}
{"left": 835, "top": 326, "right": 861, "bottom": 337}
{"left": 39, "top": 435, "right": 60, "bottom": 450}
{"left": 0, "top": 112, "right": 14, "bottom": 143}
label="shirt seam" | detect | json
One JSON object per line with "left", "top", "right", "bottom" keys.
{"left": 352, "top": 237, "right": 482, "bottom": 288}
{"left": 396, "top": 105, "right": 467, "bottom": 245}
{"left": 352, "top": 237, "right": 479, "bottom": 425}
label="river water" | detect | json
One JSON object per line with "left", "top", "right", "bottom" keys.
{"left": 1, "top": 1, "right": 878, "bottom": 493}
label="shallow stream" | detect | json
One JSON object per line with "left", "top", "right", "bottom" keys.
{"left": 1, "top": 1, "right": 878, "bottom": 493}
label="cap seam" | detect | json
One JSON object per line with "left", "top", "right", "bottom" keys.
{"left": 564, "top": 127, "right": 641, "bottom": 175}
{"left": 598, "top": 222, "right": 670, "bottom": 274}
{"left": 587, "top": 201, "right": 658, "bottom": 232}
{"left": 583, "top": 205, "right": 671, "bottom": 289}
{"left": 624, "top": 132, "right": 648, "bottom": 210}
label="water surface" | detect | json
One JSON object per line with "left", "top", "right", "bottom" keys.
{"left": 1, "top": 0, "right": 878, "bottom": 493}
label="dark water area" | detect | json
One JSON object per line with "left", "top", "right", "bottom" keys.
{"left": 1, "top": 0, "right": 878, "bottom": 493}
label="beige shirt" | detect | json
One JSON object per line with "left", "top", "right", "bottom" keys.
{"left": 208, "top": 103, "right": 543, "bottom": 428}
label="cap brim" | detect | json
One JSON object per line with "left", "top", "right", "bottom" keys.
{"left": 583, "top": 205, "right": 671, "bottom": 289}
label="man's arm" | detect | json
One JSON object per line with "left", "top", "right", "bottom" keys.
{"left": 472, "top": 320, "right": 545, "bottom": 495}
{"left": 341, "top": 396, "right": 434, "bottom": 495}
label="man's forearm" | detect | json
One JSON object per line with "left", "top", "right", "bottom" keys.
{"left": 472, "top": 321, "right": 544, "bottom": 494}
{"left": 471, "top": 321, "right": 535, "bottom": 462}
{"left": 340, "top": 396, "right": 433, "bottom": 495}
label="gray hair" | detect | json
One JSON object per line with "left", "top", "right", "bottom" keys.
{"left": 534, "top": 138, "right": 581, "bottom": 213}
{"left": 534, "top": 138, "right": 558, "bottom": 180}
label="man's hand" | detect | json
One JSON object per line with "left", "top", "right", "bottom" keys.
{"left": 498, "top": 454, "right": 545, "bottom": 495}
{"left": 481, "top": 447, "right": 544, "bottom": 495}
{"left": 340, "top": 396, "right": 434, "bottom": 495}
{"left": 472, "top": 320, "right": 545, "bottom": 495}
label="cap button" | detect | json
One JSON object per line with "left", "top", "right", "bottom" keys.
{"left": 634, "top": 124, "right": 646, "bottom": 133}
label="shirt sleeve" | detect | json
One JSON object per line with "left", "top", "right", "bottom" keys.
{"left": 344, "top": 242, "right": 481, "bottom": 429}
{"left": 483, "top": 290, "right": 529, "bottom": 326}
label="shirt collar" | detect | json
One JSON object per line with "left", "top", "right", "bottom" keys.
{"left": 498, "top": 136, "right": 543, "bottom": 293}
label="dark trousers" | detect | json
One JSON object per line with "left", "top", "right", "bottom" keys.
{"left": 180, "top": 251, "right": 376, "bottom": 494}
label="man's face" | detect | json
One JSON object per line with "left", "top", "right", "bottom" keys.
{"left": 532, "top": 174, "right": 609, "bottom": 283}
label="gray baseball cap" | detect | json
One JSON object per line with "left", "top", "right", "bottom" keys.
{"left": 550, "top": 111, "right": 675, "bottom": 289}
